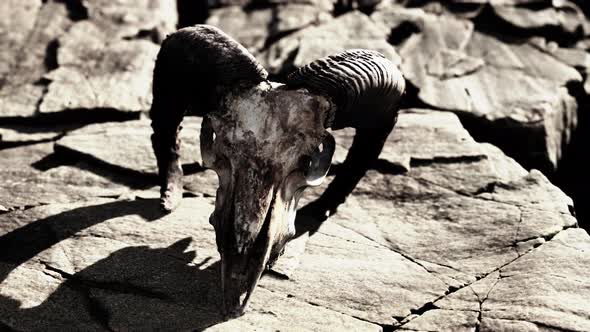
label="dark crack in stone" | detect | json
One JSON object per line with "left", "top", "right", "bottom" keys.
{"left": 373, "top": 5, "right": 582, "bottom": 171}
{"left": 206, "top": 4, "right": 331, "bottom": 54}
{"left": 55, "top": 117, "right": 219, "bottom": 197}
{"left": 39, "top": 21, "right": 159, "bottom": 114}
{"left": 0, "top": 143, "right": 133, "bottom": 211}
{"left": 0, "top": 0, "right": 72, "bottom": 117}
{"left": 259, "top": 11, "right": 400, "bottom": 76}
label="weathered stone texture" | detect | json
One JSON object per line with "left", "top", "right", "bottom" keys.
{"left": 0, "top": 197, "right": 380, "bottom": 330}
{"left": 206, "top": 4, "right": 331, "bottom": 54}
{"left": 432, "top": 228, "right": 590, "bottom": 332}
{"left": 491, "top": 2, "right": 587, "bottom": 34}
{"left": 0, "top": 143, "right": 132, "bottom": 211}
{"left": 55, "top": 118, "right": 202, "bottom": 175}
{"left": 39, "top": 21, "right": 159, "bottom": 113}
{"left": 80, "top": 0, "right": 177, "bottom": 41}
{"left": 373, "top": 5, "right": 583, "bottom": 171}
{"left": 1, "top": 1, "right": 589, "bottom": 330}
{"left": 2, "top": 110, "right": 584, "bottom": 330}
{"left": 0, "top": 0, "right": 177, "bottom": 117}
{"left": 54, "top": 117, "right": 219, "bottom": 197}
{"left": 260, "top": 11, "right": 401, "bottom": 75}
{"left": 0, "top": 0, "right": 72, "bottom": 117}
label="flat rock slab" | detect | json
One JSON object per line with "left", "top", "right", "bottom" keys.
{"left": 0, "top": 127, "right": 60, "bottom": 143}
{"left": 206, "top": 4, "right": 330, "bottom": 54}
{"left": 208, "top": 0, "right": 336, "bottom": 12}
{"left": 0, "top": 143, "right": 136, "bottom": 211}
{"left": 373, "top": 5, "right": 582, "bottom": 171}
{"left": 326, "top": 110, "right": 576, "bottom": 280}
{"left": 0, "top": 0, "right": 177, "bottom": 117}
{"left": 55, "top": 117, "right": 219, "bottom": 197}
{"left": 331, "top": 109, "right": 488, "bottom": 171}
{"left": 79, "top": 0, "right": 177, "bottom": 41}
{"left": 0, "top": 0, "right": 72, "bottom": 117}
{"left": 0, "top": 197, "right": 380, "bottom": 331}
{"left": 491, "top": 3, "right": 587, "bottom": 35}
{"left": 56, "top": 118, "right": 202, "bottom": 175}
{"left": 39, "top": 21, "right": 159, "bottom": 114}
{"left": 2, "top": 109, "right": 587, "bottom": 330}
{"left": 428, "top": 228, "right": 590, "bottom": 332}
{"left": 0, "top": 0, "right": 176, "bottom": 117}
{"left": 260, "top": 11, "right": 400, "bottom": 75}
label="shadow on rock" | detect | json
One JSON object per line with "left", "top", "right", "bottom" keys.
{"left": 0, "top": 199, "right": 164, "bottom": 284}
{"left": 0, "top": 238, "right": 226, "bottom": 331}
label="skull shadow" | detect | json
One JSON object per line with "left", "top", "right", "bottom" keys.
{"left": 0, "top": 199, "right": 227, "bottom": 330}
{"left": 0, "top": 239, "right": 225, "bottom": 330}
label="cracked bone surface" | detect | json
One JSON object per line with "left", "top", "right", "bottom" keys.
{"left": 202, "top": 83, "right": 334, "bottom": 315}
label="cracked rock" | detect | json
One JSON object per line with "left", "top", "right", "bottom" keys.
{"left": 39, "top": 21, "right": 159, "bottom": 114}
{"left": 433, "top": 228, "right": 590, "bottom": 332}
{"left": 260, "top": 11, "right": 400, "bottom": 75}
{"left": 0, "top": 0, "right": 72, "bottom": 117}
{"left": 0, "top": 197, "right": 381, "bottom": 330}
{"left": 0, "top": 127, "right": 60, "bottom": 143}
{"left": 54, "top": 117, "right": 219, "bottom": 197}
{"left": 80, "top": 0, "right": 177, "bottom": 41}
{"left": 0, "top": 143, "right": 130, "bottom": 211}
{"left": 333, "top": 109, "right": 488, "bottom": 172}
{"left": 375, "top": 5, "right": 582, "bottom": 171}
{"left": 0, "top": 262, "right": 104, "bottom": 331}
{"left": 399, "top": 309, "right": 479, "bottom": 332}
{"left": 206, "top": 4, "right": 330, "bottom": 54}
{"left": 408, "top": 143, "right": 528, "bottom": 195}
{"left": 259, "top": 219, "right": 450, "bottom": 324}
{"left": 207, "top": 6, "right": 275, "bottom": 54}
{"left": 204, "top": 287, "right": 382, "bottom": 331}
{"left": 491, "top": 1, "right": 587, "bottom": 35}
{"left": 475, "top": 169, "right": 575, "bottom": 215}
{"left": 324, "top": 109, "right": 579, "bottom": 284}
{"left": 56, "top": 118, "right": 200, "bottom": 175}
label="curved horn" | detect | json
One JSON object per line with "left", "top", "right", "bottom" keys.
{"left": 152, "top": 24, "right": 268, "bottom": 116}
{"left": 150, "top": 25, "right": 267, "bottom": 212}
{"left": 285, "top": 49, "right": 404, "bottom": 130}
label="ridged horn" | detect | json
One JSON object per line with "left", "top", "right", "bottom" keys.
{"left": 152, "top": 24, "right": 268, "bottom": 116}
{"left": 286, "top": 49, "right": 405, "bottom": 130}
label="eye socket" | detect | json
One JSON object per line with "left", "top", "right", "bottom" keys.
{"left": 200, "top": 116, "right": 217, "bottom": 168}
{"left": 304, "top": 133, "right": 336, "bottom": 187}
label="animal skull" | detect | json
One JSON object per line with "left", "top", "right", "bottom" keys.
{"left": 201, "top": 83, "right": 335, "bottom": 314}
{"left": 149, "top": 25, "right": 404, "bottom": 316}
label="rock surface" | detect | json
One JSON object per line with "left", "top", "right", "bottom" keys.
{"left": 1, "top": 1, "right": 589, "bottom": 330}
{"left": 39, "top": 21, "right": 159, "bottom": 114}
{"left": 0, "top": 143, "right": 134, "bottom": 212}
{"left": 0, "top": 0, "right": 72, "bottom": 117}
{"left": 1, "top": 110, "right": 587, "bottom": 330}
{"left": 54, "top": 117, "right": 219, "bottom": 197}
{"left": 259, "top": 11, "right": 401, "bottom": 75}
{"left": 55, "top": 118, "right": 202, "bottom": 175}
{"left": 0, "top": 0, "right": 176, "bottom": 118}
{"left": 491, "top": 2, "right": 587, "bottom": 35}
{"left": 373, "top": 5, "right": 582, "bottom": 172}
{"left": 206, "top": 4, "right": 331, "bottom": 54}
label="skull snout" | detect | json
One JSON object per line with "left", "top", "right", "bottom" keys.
{"left": 210, "top": 167, "right": 278, "bottom": 316}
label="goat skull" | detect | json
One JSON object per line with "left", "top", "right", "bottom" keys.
{"left": 149, "top": 25, "right": 404, "bottom": 316}
{"left": 202, "top": 84, "right": 335, "bottom": 314}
